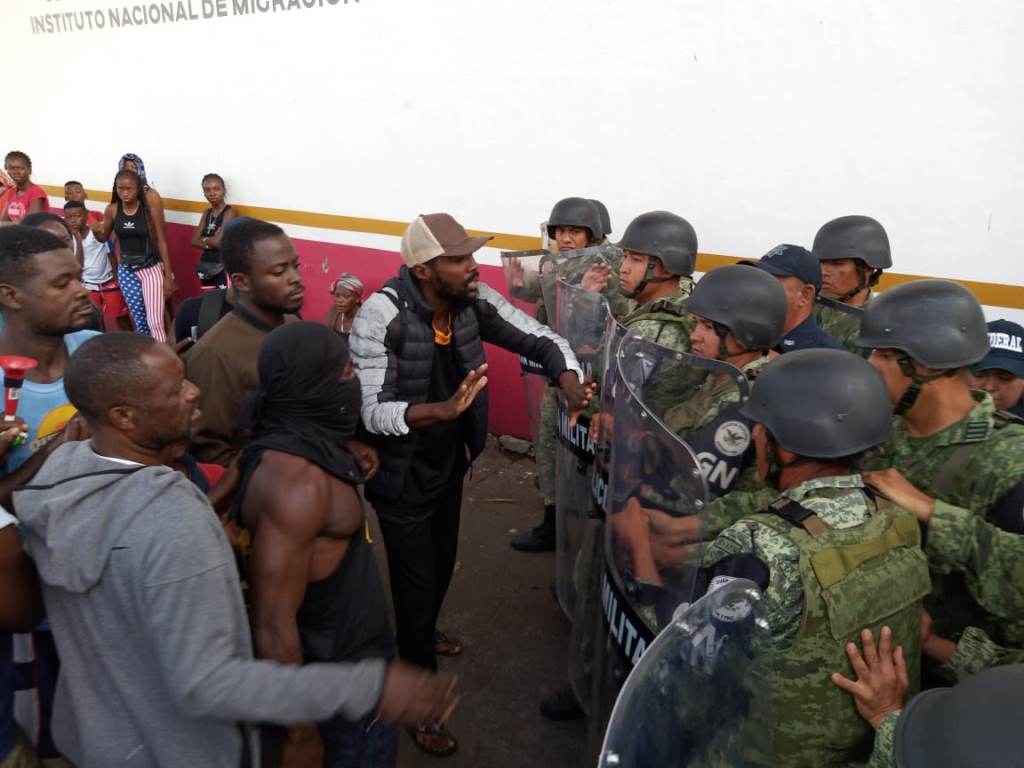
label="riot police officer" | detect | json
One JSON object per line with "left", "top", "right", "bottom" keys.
{"left": 812, "top": 215, "right": 892, "bottom": 352}
{"left": 856, "top": 280, "right": 1024, "bottom": 682}
{"left": 512, "top": 197, "right": 621, "bottom": 553}
{"left": 701, "top": 348, "right": 929, "bottom": 767}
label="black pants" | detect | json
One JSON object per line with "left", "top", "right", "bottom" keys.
{"left": 375, "top": 479, "right": 464, "bottom": 672}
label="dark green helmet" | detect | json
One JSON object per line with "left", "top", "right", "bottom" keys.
{"left": 895, "top": 665, "right": 1024, "bottom": 768}
{"left": 812, "top": 215, "right": 892, "bottom": 269}
{"left": 741, "top": 349, "right": 892, "bottom": 458}
{"left": 589, "top": 199, "right": 612, "bottom": 238}
{"left": 546, "top": 197, "right": 604, "bottom": 241}
{"left": 856, "top": 279, "right": 989, "bottom": 368}
{"left": 687, "top": 265, "right": 787, "bottom": 350}
{"left": 617, "top": 211, "right": 698, "bottom": 276}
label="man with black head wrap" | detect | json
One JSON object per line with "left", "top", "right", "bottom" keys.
{"left": 236, "top": 322, "right": 455, "bottom": 768}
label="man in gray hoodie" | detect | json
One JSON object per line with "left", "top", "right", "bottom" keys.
{"left": 14, "top": 332, "right": 457, "bottom": 768}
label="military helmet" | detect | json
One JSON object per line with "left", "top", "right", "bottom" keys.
{"left": 856, "top": 279, "right": 989, "bottom": 368}
{"left": 617, "top": 211, "right": 698, "bottom": 276}
{"left": 546, "top": 197, "right": 604, "bottom": 241}
{"left": 589, "top": 198, "right": 612, "bottom": 237}
{"left": 687, "top": 265, "right": 787, "bottom": 350}
{"left": 812, "top": 215, "right": 892, "bottom": 269}
{"left": 741, "top": 349, "right": 892, "bottom": 458}
{"left": 894, "top": 664, "right": 1024, "bottom": 768}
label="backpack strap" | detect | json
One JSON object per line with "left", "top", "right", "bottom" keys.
{"left": 197, "top": 290, "right": 228, "bottom": 339}
{"left": 647, "top": 298, "right": 689, "bottom": 318}
{"left": 767, "top": 497, "right": 830, "bottom": 536}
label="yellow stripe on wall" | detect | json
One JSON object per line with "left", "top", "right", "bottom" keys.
{"left": 44, "top": 184, "right": 1024, "bottom": 308}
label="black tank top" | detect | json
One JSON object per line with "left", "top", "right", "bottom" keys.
{"left": 198, "top": 205, "right": 231, "bottom": 273}
{"left": 295, "top": 531, "right": 396, "bottom": 664}
{"left": 113, "top": 201, "right": 155, "bottom": 269}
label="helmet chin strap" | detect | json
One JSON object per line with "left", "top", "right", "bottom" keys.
{"left": 893, "top": 354, "right": 955, "bottom": 416}
{"left": 833, "top": 264, "right": 883, "bottom": 303}
{"left": 764, "top": 432, "right": 814, "bottom": 488}
{"left": 624, "top": 256, "right": 673, "bottom": 299}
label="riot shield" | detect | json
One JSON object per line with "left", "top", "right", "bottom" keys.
{"left": 500, "top": 249, "right": 559, "bottom": 448}
{"left": 542, "top": 244, "right": 607, "bottom": 313}
{"left": 553, "top": 278, "right": 611, "bottom": 618}
{"left": 590, "top": 312, "right": 629, "bottom": 519}
{"left": 587, "top": 331, "right": 713, "bottom": 756}
{"left": 599, "top": 578, "right": 774, "bottom": 767}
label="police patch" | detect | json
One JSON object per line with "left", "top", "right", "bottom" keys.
{"left": 714, "top": 420, "right": 751, "bottom": 457}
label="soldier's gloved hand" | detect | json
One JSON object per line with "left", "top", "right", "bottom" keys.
{"left": 830, "top": 626, "right": 908, "bottom": 730}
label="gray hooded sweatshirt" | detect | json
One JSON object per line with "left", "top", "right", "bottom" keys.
{"left": 15, "top": 441, "right": 386, "bottom": 768}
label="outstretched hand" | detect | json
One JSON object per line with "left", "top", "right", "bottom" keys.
{"left": 830, "top": 626, "right": 908, "bottom": 730}
{"left": 444, "top": 364, "right": 488, "bottom": 422}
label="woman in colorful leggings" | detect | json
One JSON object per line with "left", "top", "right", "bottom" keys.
{"left": 90, "top": 169, "right": 173, "bottom": 341}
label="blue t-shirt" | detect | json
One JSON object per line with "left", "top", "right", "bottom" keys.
{"left": 2, "top": 330, "right": 99, "bottom": 474}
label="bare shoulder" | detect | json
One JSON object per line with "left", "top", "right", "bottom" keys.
{"left": 243, "top": 450, "right": 330, "bottom": 532}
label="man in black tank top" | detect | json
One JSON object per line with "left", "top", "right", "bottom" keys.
{"left": 237, "top": 323, "right": 456, "bottom": 768}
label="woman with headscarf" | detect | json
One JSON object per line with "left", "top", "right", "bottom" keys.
{"left": 90, "top": 169, "right": 172, "bottom": 341}
{"left": 324, "top": 272, "right": 364, "bottom": 338}
{"left": 235, "top": 322, "right": 443, "bottom": 767}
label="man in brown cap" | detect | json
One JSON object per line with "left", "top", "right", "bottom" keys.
{"left": 351, "top": 213, "right": 591, "bottom": 756}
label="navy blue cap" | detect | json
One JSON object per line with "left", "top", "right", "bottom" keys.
{"left": 741, "top": 244, "right": 822, "bottom": 292}
{"left": 972, "top": 319, "right": 1024, "bottom": 378}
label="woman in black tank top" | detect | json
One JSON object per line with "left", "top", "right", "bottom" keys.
{"left": 191, "top": 173, "right": 237, "bottom": 288}
{"left": 89, "top": 169, "right": 173, "bottom": 341}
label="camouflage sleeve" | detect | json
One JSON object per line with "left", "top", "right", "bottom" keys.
{"left": 927, "top": 499, "right": 1024, "bottom": 620}
{"left": 864, "top": 711, "right": 900, "bottom": 768}
{"left": 705, "top": 487, "right": 779, "bottom": 539}
{"left": 943, "top": 626, "right": 1024, "bottom": 682}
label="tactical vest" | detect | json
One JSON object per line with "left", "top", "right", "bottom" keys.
{"left": 756, "top": 494, "right": 930, "bottom": 767}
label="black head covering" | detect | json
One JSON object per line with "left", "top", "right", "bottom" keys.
{"left": 233, "top": 322, "right": 365, "bottom": 520}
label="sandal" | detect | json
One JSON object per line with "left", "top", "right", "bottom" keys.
{"left": 434, "top": 630, "right": 463, "bottom": 657}
{"left": 409, "top": 723, "right": 459, "bottom": 757}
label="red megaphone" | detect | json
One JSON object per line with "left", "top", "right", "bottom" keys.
{"left": 0, "top": 355, "right": 38, "bottom": 422}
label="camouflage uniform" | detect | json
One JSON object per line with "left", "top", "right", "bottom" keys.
{"left": 865, "top": 712, "right": 899, "bottom": 768}
{"left": 814, "top": 292, "right": 874, "bottom": 354}
{"left": 702, "top": 475, "right": 929, "bottom": 768}
{"left": 866, "top": 391, "right": 1024, "bottom": 677}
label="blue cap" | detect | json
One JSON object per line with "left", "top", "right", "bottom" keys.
{"left": 972, "top": 319, "right": 1024, "bottom": 378}
{"left": 742, "top": 244, "right": 822, "bottom": 293}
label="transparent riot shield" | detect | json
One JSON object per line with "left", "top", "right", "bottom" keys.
{"left": 501, "top": 249, "right": 560, "bottom": 447}
{"left": 568, "top": 310, "right": 628, "bottom": 714}
{"left": 541, "top": 244, "right": 607, "bottom": 313}
{"left": 588, "top": 331, "right": 718, "bottom": 756}
{"left": 590, "top": 312, "right": 629, "bottom": 519}
{"left": 598, "top": 578, "right": 774, "bottom": 768}
{"left": 553, "top": 278, "right": 611, "bottom": 619}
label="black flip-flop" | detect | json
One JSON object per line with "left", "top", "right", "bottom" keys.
{"left": 434, "top": 630, "right": 463, "bottom": 657}
{"left": 409, "top": 724, "right": 459, "bottom": 758}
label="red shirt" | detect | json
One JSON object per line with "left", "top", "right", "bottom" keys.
{"left": 87, "top": 210, "right": 103, "bottom": 225}
{"left": 0, "top": 185, "right": 50, "bottom": 222}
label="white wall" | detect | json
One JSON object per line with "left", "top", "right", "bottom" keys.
{"left": 8, "top": 0, "right": 1024, "bottom": 300}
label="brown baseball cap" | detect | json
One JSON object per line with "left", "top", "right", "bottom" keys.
{"left": 400, "top": 213, "right": 493, "bottom": 268}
